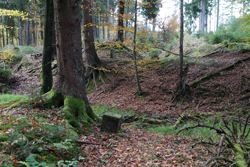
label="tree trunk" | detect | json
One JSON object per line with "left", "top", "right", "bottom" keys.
{"left": 32, "top": 20, "right": 36, "bottom": 46}
{"left": 98, "top": 10, "right": 101, "bottom": 39}
{"left": 117, "top": 0, "right": 124, "bottom": 42}
{"left": 6, "top": 31, "right": 8, "bottom": 45}
{"left": 40, "top": 21, "right": 44, "bottom": 43}
{"left": 91, "top": 0, "right": 96, "bottom": 39}
{"left": 107, "top": 0, "right": 110, "bottom": 40}
{"left": 2, "top": 17, "right": 5, "bottom": 47}
{"left": 18, "top": 17, "right": 22, "bottom": 46}
{"left": 133, "top": 0, "right": 142, "bottom": 95}
{"left": 103, "top": 19, "right": 105, "bottom": 40}
{"left": 201, "top": 0, "right": 206, "bottom": 32}
{"left": 83, "top": 0, "right": 102, "bottom": 78}
{"left": 53, "top": 0, "right": 97, "bottom": 132}
{"left": 216, "top": 0, "right": 219, "bottom": 31}
{"left": 26, "top": 20, "right": 31, "bottom": 45}
{"left": 179, "top": 0, "right": 184, "bottom": 89}
{"left": 152, "top": 19, "right": 156, "bottom": 33}
{"left": 42, "top": 0, "right": 54, "bottom": 94}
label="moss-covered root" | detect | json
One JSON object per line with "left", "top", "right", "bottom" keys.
{"left": 8, "top": 95, "right": 42, "bottom": 109}
{"left": 43, "top": 89, "right": 64, "bottom": 108}
{"left": 233, "top": 143, "right": 247, "bottom": 167}
{"left": 62, "top": 95, "right": 95, "bottom": 134}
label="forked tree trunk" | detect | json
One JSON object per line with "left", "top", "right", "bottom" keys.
{"left": 52, "top": 0, "right": 97, "bottom": 132}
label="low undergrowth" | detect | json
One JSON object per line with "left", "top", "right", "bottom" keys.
{"left": 0, "top": 94, "right": 27, "bottom": 107}
{"left": 0, "top": 107, "right": 85, "bottom": 167}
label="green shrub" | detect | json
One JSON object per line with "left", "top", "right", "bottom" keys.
{"left": 148, "top": 49, "right": 161, "bottom": 59}
{"left": 207, "top": 18, "right": 250, "bottom": 45}
{"left": 0, "top": 69, "right": 12, "bottom": 81}
{"left": 209, "top": 33, "right": 223, "bottom": 44}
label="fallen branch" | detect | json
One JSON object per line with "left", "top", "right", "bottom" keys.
{"left": 75, "top": 140, "right": 107, "bottom": 146}
{"left": 202, "top": 50, "right": 220, "bottom": 58}
{"left": 203, "top": 157, "right": 234, "bottom": 167}
{"left": 155, "top": 47, "right": 190, "bottom": 57}
{"left": 191, "top": 56, "right": 250, "bottom": 87}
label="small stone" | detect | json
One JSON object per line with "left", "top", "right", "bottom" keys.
{"left": 101, "top": 112, "right": 122, "bottom": 133}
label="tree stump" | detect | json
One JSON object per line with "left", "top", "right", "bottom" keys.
{"left": 101, "top": 112, "right": 122, "bottom": 133}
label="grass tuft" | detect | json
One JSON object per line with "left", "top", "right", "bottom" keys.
{"left": 0, "top": 94, "right": 27, "bottom": 106}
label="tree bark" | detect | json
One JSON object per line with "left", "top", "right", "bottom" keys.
{"left": 42, "top": 0, "right": 54, "bottom": 94}
{"left": 117, "top": 0, "right": 124, "bottom": 42}
{"left": 26, "top": 20, "right": 31, "bottom": 45}
{"left": 53, "top": 0, "right": 96, "bottom": 123}
{"left": 201, "top": 0, "right": 206, "bottom": 32}
{"left": 32, "top": 20, "right": 36, "bottom": 46}
{"left": 2, "top": 17, "right": 5, "bottom": 47}
{"left": 18, "top": 17, "right": 22, "bottom": 46}
{"left": 179, "top": 0, "right": 184, "bottom": 89}
{"left": 133, "top": 0, "right": 142, "bottom": 94}
{"left": 216, "top": 0, "right": 219, "bottom": 31}
{"left": 107, "top": 0, "right": 110, "bottom": 40}
{"left": 83, "top": 0, "right": 102, "bottom": 77}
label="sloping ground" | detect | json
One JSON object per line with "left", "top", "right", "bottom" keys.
{"left": 88, "top": 49, "right": 250, "bottom": 116}
{"left": 2, "top": 47, "right": 250, "bottom": 166}
{"left": 7, "top": 49, "right": 250, "bottom": 116}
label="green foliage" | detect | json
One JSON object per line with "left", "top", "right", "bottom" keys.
{"left": 0, "top": 112, "right": 83, "bottom": 166}
{"left": 184, "top": 0, "right": 201, "bottom": 34}
{"left": 0, "top": 68, "right": 12, "bottom": 81}
{"left": 148, "top": 49, "right": 161, "bottom": 59}
{"left": 207, "top": 18, "right": 250, "bottom": 44}
{"left": 0, "top": 94, "right": 27, "bottom": 106}
{"left": 141, "top": 0, "right": 161, "bottom": 20}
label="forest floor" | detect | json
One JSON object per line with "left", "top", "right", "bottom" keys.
{"left": 1, "top": 45, "right": 250, "bottom": 166}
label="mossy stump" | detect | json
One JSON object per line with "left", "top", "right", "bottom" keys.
{"left": 101, "top": 112, "right": 122, "bottom": 133}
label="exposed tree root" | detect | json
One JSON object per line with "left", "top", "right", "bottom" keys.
{"left": 191, "top": 56, "right": 250, "bottom": 87}
{"left": 177, "top": 114, "right": 250, "bottom": 167}
{"left": 85, "top": 65, "right": 115, "bottom": 90}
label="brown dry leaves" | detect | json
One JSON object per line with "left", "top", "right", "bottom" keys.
{"left": 80, "top": 125, "right": 210, "bottom": 166}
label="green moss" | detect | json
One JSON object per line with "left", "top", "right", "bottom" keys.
{"left": 43, "top": 89, "right": 64, "bottom": 108}
{"left": 62, "top": 95, "right": 94, "bottom": 134}
{"left": 233, "top": 143, "right": 247, "bottom": 167}
{"left": 8, "top": 95, "right": 41, "bottom": 109}
{"left": 21, "top": 61, "right": 32, "bottom": 67}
